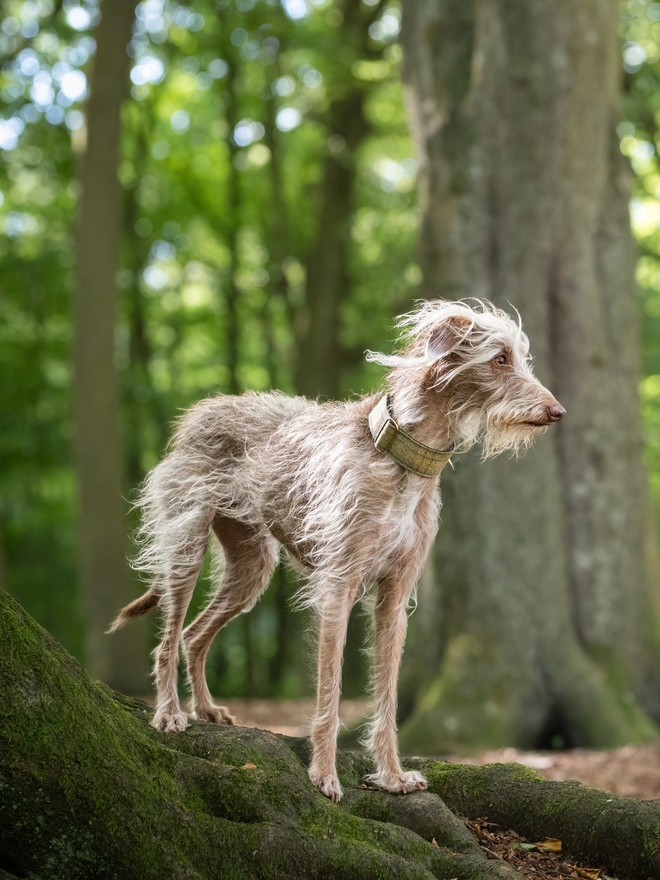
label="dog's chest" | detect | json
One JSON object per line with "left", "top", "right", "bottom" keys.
{"left": 379, "top": 480, "right": 436, "bottom": 553}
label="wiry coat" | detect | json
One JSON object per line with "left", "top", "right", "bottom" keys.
{"left": 111, "top": 300, "right": 564, "bottom": 802}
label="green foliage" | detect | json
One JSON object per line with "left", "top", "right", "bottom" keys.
{"left": 4, "top": 0, "right": 659, "bottom": 702}
{"left": 0, "top": 0, "right": 419, "bottom": 696}
{"left": 620, "top": 0, "right": 660, "bottom": 514}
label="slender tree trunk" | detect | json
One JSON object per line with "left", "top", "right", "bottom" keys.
{"left": 399, "top": 0, "right": 660, "bottom": 751}
{"left": 294, "top": 93, "right": 368, "bottom": 400}
{"left": 124, "top": 117, "right": 168, "bottom": 488}
{"left": 72, "top": 0, "right": 146, "bottom": 692}
{"left": 224, "top": 59, "right": 242, "bottom": 398}
{"left": 294, "top": 0, "right": 388, "bottom": 400}
{"left": 263, "top": 66, "right": 295, "bottom": 337}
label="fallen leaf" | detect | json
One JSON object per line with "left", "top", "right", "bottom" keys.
{"left": 241, "top": 763, "right": 257, "bottom": 770}
{"left": 533, "top": 837, "right": 563, "bottom": 852}
{"left": 520, "top": 843, "right": 539, "bottom": 851}
{"left": 575, "top": 869, "right": 600, "bottom": 879}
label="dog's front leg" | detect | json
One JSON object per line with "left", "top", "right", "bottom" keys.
{"left": 308, "top": 586, "right": 357, "bottom": 802}
{"left": 364, "top": 579, "right": 427, "bottom": 794}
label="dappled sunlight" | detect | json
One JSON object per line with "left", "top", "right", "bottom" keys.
{"left": 617, "top": 0, "right": 660, "bottom": 521}
{"left": 3, "top": 2, "right": 660, "bottom": 874}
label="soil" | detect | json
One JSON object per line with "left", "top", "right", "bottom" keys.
{"left": 461, "top": 818, "right": 617, "bottom": 880}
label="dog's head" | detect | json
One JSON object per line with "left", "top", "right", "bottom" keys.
{"left": 367, "top": 299, "right": 564, "bottom": 457}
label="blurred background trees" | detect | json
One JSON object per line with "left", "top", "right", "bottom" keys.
{"left": 73, "top": 0, "right": 143, "bottom": 692}
{"left": 0, "top": 0, "right": 419, "bottom": 700}
{"left": 3, "top": 0, "right": 660, "bottom": 751}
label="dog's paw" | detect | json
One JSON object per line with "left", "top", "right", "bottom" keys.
{"left": 309, "top": 769, "right": 343, "bottom": 803}
{"left": 192, "top": 705, "right": 235, "bottom": 726}
{"left": 366, "top": 769, "right": 427, "bottom": 794}
{"left": 151, "top": 710, "right": 189, "bottom": 733}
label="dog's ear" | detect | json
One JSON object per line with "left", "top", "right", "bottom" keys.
{"left": 426, "top": 315, "right": 472, "bottom": 362}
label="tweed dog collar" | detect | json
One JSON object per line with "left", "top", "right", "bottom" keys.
{"left": 368, "top": 394, "right": 454, "bottom": 479}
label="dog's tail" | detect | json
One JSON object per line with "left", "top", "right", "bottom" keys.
{"left": 107, "top": 585, "right": 160, "bottom": 634}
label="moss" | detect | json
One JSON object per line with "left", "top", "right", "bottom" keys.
{"left": 583, "top": 643, "right": 660, "bottom": 744}
{"left": 3, "top": 593, "right": 519, "bottom": 880}
{"left": 345, "top": 793, "right": 395, "bottom": 824}
{"left": 3, "top": 592, "right": 659, "bottom": 880}
{"left": 423, "top": 760, "right": 542, "bottom": 812}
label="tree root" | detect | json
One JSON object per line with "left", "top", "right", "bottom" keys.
{"left": 0, "top": 591, "right": 657, "bottom": 879}
{"left": 410, "top": 758, "right": 660, "bottom": 880}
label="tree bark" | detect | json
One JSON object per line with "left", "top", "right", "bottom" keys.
{"left": 399, "top": 0, "right": 660, "bottom": 752}
{"left": 4, "top": 591, "right": 660, "bottom": 880}
{"left": 0, "top": 591, "right": 519, "bottom": 880}
{"left": 72, "top": 0, "right": 146, "bottom": 692}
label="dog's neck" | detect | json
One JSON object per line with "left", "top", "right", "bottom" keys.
{"left": 387, "top": 371, "right": 457, "bottom": 453}
{"left": 369, "top": 394, "right": 454, "bottom": 478}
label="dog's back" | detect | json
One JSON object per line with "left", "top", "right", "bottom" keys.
{"left": 171, "top": 390, "right": 310, "bottom": 460}
{"left": 131, "top": 391, "right": 312, "bottom": 582}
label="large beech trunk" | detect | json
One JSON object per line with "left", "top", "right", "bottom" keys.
{"left": 398, "top": 0, "right": 660, "bottom": 752}
{"left": 2, "top": 591, "right": 660, "bottom": 880}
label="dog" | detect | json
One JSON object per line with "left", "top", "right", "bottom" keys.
{"left": 110, "top": 299, "right": 564, "bottom": 802}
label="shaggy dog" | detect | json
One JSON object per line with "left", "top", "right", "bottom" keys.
{"left": 110, "top": 299, "right": 564, "bottom": 802}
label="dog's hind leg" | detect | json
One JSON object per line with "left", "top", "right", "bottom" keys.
{"left": 182, "top": 516, "right": 279, "bottom": 724}
{"left": 152, "top": 531, "right": 209, "bottom": 733}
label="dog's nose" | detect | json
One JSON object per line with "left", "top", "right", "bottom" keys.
{"left": 546, "top": 403, "right": 566, "bottom": 422}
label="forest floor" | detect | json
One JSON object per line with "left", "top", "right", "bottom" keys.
{"left": 136, "top": 696, "right": 658, "bottom": 879}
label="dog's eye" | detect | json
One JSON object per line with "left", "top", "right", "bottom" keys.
{"left": 495, "top": 354, "right": 507, "bottom": 366}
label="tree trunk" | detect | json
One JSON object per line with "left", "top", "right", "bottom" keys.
{"left": 294, "top": 91, "right": 368, "bottom": 400}
{"left": 122, "top": 111, "right": 169, "bottom": 488}
{"left": 2, "top": 591, "right": 658, "bottom": 880}
{"left": 72, "top": 0, "right": 147, "bottom": 692}
{"left": 398, "top": 0, "right": 660, "bottom": 751}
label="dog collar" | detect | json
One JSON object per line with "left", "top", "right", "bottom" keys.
{"left": 368, "top": 394, "right": 454, "bottom": 479}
